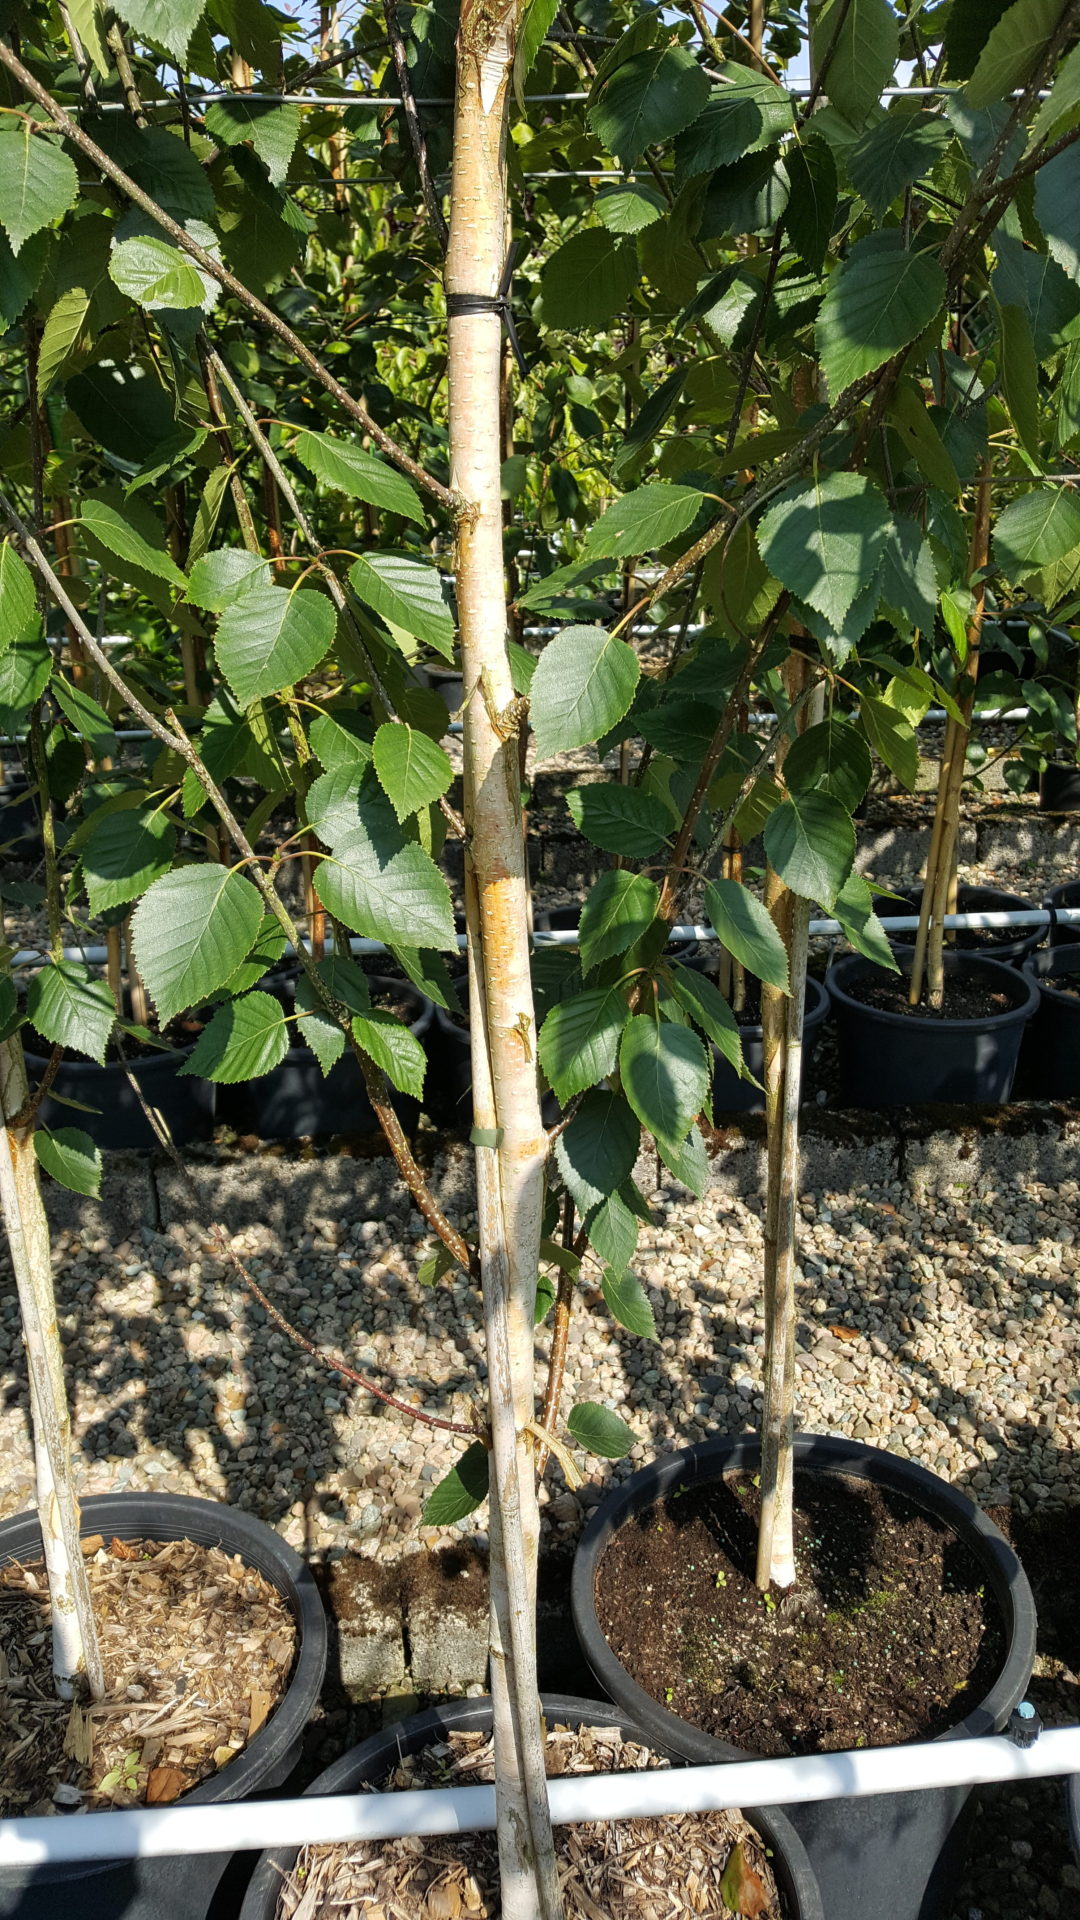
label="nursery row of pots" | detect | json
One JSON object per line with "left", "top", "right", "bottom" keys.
{"left": 3, "top": 1427, "right": 1047, "bottom": 1920}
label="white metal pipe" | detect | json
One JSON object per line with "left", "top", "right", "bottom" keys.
{"left": 0, "top": 1727, "right": 1076, "bottom": 1865}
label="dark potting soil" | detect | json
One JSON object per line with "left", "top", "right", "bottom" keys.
{"left": 594, "top": 1470, "right": 1004, "bottom": 1757}
{"left": 843, "top": 974, "right": 1020, "bottom": 1022}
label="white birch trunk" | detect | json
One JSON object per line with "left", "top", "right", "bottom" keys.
{"left": 0, "top": 1034, "right": 103, "bottom": 1698}
{"left": 446, "top": 9, "right": 561, "bottom": 1919}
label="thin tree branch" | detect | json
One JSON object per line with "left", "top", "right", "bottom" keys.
{"left": 383, "top": 0, "right": 449, "bottom": 249}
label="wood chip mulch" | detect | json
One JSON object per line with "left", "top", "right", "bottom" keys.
{"left": 277, "top": 1723, "right": 786, "bottom": 1919}
{"left": 0, "top": 1535, "right": 296, "bottom": 1815}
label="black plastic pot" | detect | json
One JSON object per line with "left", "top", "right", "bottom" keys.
{"left": 825, "top": 951, "right": 1039, "bottom": 1107}
{"left": 1015, "top": 947, "right": 1080, "bottom": 1098}
{"left": 709, "top": 974, "right": 829, "bottom": 1117}
{"left": 218, "top": 974, "right": 434, "bottom": 1140}
{"left": 1067, "top": 1771, "right": 1080, "bottom": 1867}
{"left": 1046, "top": 880, "right": 1080, "bottom": 948}
{"left": 571, "top": 1433, "right": 1036, "bottom": 1920}
{"left": 0, "top": 1491, "right": 326, "bottom": 1920}
{"left": 424, "top": 990, "right": 560, "bottom": 1133}
{"left": 1039, "top": 762, "right": 1080, "bottom": 811}
{"left": 886, "top": 884, "right": 1044, "bottom": 969}
{"left": 24, "top": 1045, "right": 215, "bottom": 1151}
{"left": 238, "top": 1693, "right": 823, "bottom": 1920}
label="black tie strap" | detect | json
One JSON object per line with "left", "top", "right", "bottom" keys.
{"left": 445, "top": 243, "right": 527, "bottom": 375}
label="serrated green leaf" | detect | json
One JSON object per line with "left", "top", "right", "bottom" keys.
{"left": 83, "top": 808, "right": 176, "bottom": 914}
{"left": 34, "top": 1127, "right": 101, "bottom": 1198}
{"left": 859, "top": 693, "right": 920, "bottom": 790}
{"left": 215, "top": 583, "right": 336, "bottom": 704}
{"left": 348, "top": 553, "right": 455, "bottom": 656}
{"left": 657, "top": 1119, "right": 709, "bottom": 1197}
{"left": 846, "top": 112, "right": 951, "bottom": 221}
{"left": 372, "top": 723, "right": 452, "bottom": 822}
{"left": 187, "top": 548, "right": 271, "bottom": 612}
{"left": 0, "top": 633, "right": 50, "bottom": 722}
{"left": 579, "top": 871, "right": 659, "bottom": 975}
{"left": 966, "top": 0, "right": 1069, "bottom": 109}
{"left": 132, "top": 865, "right": 264, "bottom": 1024}
{"left": 817, "top": 232, "right": 945, "bottom": 397}
{"left": 204, "top": 98, "right": 301, "bottom": 186}
{"left": 704, "top": 878, "right": 789, "bottom": 991}
{"left": 586, "top": 1190, "right": 640, "bottom": 1275}
{"left": 78, "top": 494, "right": 186, "bottom": 591}
{"left": 784, "top": 137, "right": 837, "bottom": 274}
{"left": 538, "top": 987, "right": 631, "bottom": 1103}
{"left": 0, "top": 546, "right": 36, "bottom": 653}
{"left": 65, "top": 0, "right": 110, "bottom": 73}
{"left": 531, "top": 626, "right": 639, "bottom": 760}
{"left": 879, "top": 514, "right": 942, "bottom": 635}
{"left": 317, "top": 828, "right": 456, "bottom": 951}
{"left": 352, "top": 1008, "right": 426, "bottom": 1100}
{"left": 700, "top": 148, "right": 789, "bottom": 240}
{"left": 619, "top": 1014, "right": 709, "bottom": 1148}
{"left": 117, "top": 0, "right": 207, "bottom": 61}
{"left": 595, "top": 182, "right": 667, "bottom": 233}
{"left": 109, "top": 232, "right": 207, "bottom": 313}
{"left": 37, "top": 286, "right": 91, "bottom": 398}
{"left": 27, "top": 962, "right": 115, "bottom": 1064}
{"left": 992, "top": 234, "right": 1080, "bottom": 362}
{"left": 998, "top": 301, "right": 1041, "bottom": 464}
{"left": 0, "top": 126, "right": 78, "bottom": 257}
{"left": 422, "top": 1442, "right": 490, "bottom": 1524}
{"left": 554, "top": 1089, "right": 640, "bottom": 1214}
{"left": 994, "top": 486, "right": 1080, "bottom": 580}
{"left": 590, "top": 44, "right": 710, "bottom": 168}
{"left": 784, "top": 717, "right": 873, "bottom": 811}
{"left": 670, "top": 964, "right": 746, "bottom": 1078}
{"left": 757, "top": 471, "right": 892, "bottom": 633}
{"left": 674, "top": 65, "right": 794, "bottom": 181}
{"left": 1030, "top": 41, "right": 1080, "bottom": 145}
{"left": 539, "top": 229, "right": 640, "bottom": 330}
{"left": 567, "top": 1401, "right": 635, "bottom": 1459}
{"left": 294, "top": 432, "right": 425, "bottom": 524}
{"left": 180, "top": 990, "right": 289, "bottom": 1083}
{"left": 763, "top": 791, "right": 855, "bottom": 911}
{"left": 601, "top": 1267, "right": 656, "bottom": 1339}
{"left": 294, "top": 974, "right": 346, "bottom": 1075}
{"left": 811, "top": 0, "right": 899, "bottom": 128}
{"left": 584, "top": 483, "right": 704, "bottom": 560}
{"left": 564, "top": 783, "right": 670, "bottom": 858}
{"left": 514, "top": 0, "right": 560, "bottom": 105}
{"left": 51, "top": 678, "right": 116, "bottom": 758}
{"left": 833, "top": 872, "right": 900, "bottom": 970}
{"left": 1034, "top": 144, "right": 1080, "bottom": 283}
{"left": 217, "top": 915, "right": 288, "bottom": 996}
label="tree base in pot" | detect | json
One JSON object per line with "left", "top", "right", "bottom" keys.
{"left": 825, "top": 951, "right": 1038, "bottom": 1106}
{"left": 0, "top": 1493, "right": 326, "bottom": 1920}
{"left": 885, "top": 883, "right": 1044, "bottom": 969}
{"left": 570, "top": 1433, "right": 1035, "bottom": 1920}
{"left": 238, "top": 1694, "right": 823, "bottom": 1920}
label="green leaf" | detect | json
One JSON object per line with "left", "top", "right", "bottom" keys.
{"left": 538, "top": 987, "right": 631, "bottom": 1103}
{"left": 619, "top": 1014, "right": 709, "bottom": 1148}
{"left": 97, "top": 120, "right": 215, "bottom": 219}
{"left": 539, "top": 230, "right": 640, "bottom": 330}
{"left": 373, "top": 723, "right": 452, "bottom": 822}
{"left": 27, "top": 963, "right": 115, "bottom": 1065}
{"left": 530, "top": 626, "right": 640, "bottom": 759}
{"left": 352, "top": 1008, "right": 426, "bottom": 1100}
{"left": 674, "top": 65, "right": 794, "bottom": 180}
{"left": 1030, "top": 41, "right": 1080, "bottom": 144}
{"left": 310, "top": 709, "right": 374, "bottom": 772}
{"left": 0, "top": 633, "right": 49, "bottom": 722}
{"left": 83, "top": 807, "right": 176, "bottom": 914}
{"left": 187, "top": 547, "right": 270, "bottom": 612}
{"left": 565, "top": 783, "right": 670, "bottom": 858}
{"left": 218, "top": 914, "right": 287, "bottom": 996}
{"left": 966, "top": 0, "right": 1069, "bottom": 109}
{"left": 879, "top": 515, "right": 941, "bottom": 635}
{"left": 204, "top": 99, "right": 301, "bottom": 186}
{"left": 589, "top": 45, "right": 710, "bottom": 168}
{"left": 757, "top": 471, "right": 892, "bottom": 633}
{"left": 784, "top": 716, "right": 872, "bottom": 811}
{"left": 700, "top": 148, "right": 790, "bottom": 240}
{"left": 670, "top": 964, "right": 746, "bottom": 1078}
{"left": 817, "top": 232, "right": 946, "bottom": 396}
{"left": 992, "top": 234, "right": 1080, "bottom": 362}
{"left": 0, "top": 127, "right": 78, "bottom": 257}
{"left": 37, "top": 287, "right": 90, "bottom": 398}
{"left": 997, "top": 302, "right": 1041, "bottom": 464}
{"left": 994, "top": 486, "right": 1080, "bottom": 581}
{"left": 317, "top": 830, "right": 456, "bottom": 951}
{"left": 348, "top": 553, "right": 455, "bottom": 655}
{"left": 784, "top": 137, "right": 837, "bottom": 274}
{"left": 180, "top": 990, "right": 289, "bottom": 1083}
{"left": 78, "top": 494, "right": 186, "bottom": 591}
{"left": 34, "top": 1127, "right": 101, "bottom": 1199}
{"left": 810, "top": 0, "right": 899, "bottom": 128}
{"left": 846, "top": 111, "right": 951, "bottom": 221}
{"left": 1035, "top": 145, "right": 1080, "bottom": 282}
{"left": 117, "top": 0, "right": 208, "bottom": 60}
{"left": 567, "top": 1401, "right": 636, "bottom": 1460}
{"left": 704, "top": 878, "right": 789, "bottom": 991}
{"left": 584, "top": 483, "right": 704, "bottom": 559}
{"left": 514, "top": 0, "right": 560, "bottom": 105}
{"left": 422, "top": 1442, "right": 490, "bottom": 1524}
{"left": 0, "top": 228, "right": 49, "bottom": 326}
{"left": 65, "top": 0, "right": 110, "bottom": 74}
{"left": 657, "top": 1120, "right": 709, "bottom": 1197}
{"left": 0, "top": 546, "right": 36, "bottom": 652}
{"left": 555, "top": 1090, "right": 640, "bottom": 1213}
{"left": 131, "top": 866, "right": 265, "bottom": 1025}
{"left": 945, "top": 0, "right": 1015, "bottom": 80}
{"left": 833, "top": 872, "right": 899, "bottom": 970}
{"left": 601, "top": 1267, "right": 656, "bottom": 1339}
{"left": 109, "top": 232, "right": 207, "bottom": 313}
{"left": 579, "top": 871, "right": 659, "bottom": 974}
{"left": 294, "top": 432, "right": 424, "bottom": 524}
{"left": 763, "top": 791, "right": 855, "bottom": 911}
{"left": 216, "top": 583, "right": 336, "bottom": 704}
{"left": 587, "top": 1191, "right": 640, "bottom": 1275}
{"left": 859, "top": 693, "right": 920, "bottom": 790}
{"left": 886, "top": 384, "right": 961, "bottom": 497}
{"left": 294, "top": 975, "right": 346, "bottom": 1075}
{"left": 595, "top": 183, "right": 667, "bottom": 234}
{"left": 51, "top": 678, "right": 116, "bottom": 759}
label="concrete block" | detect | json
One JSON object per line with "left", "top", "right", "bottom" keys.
{"left": 324, "top": 1558, "right": 405, "bottom": 1701}
{"left": 403, "top": 1544, "right": 488, "bottom": 1695}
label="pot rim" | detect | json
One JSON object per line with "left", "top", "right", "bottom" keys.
{"left": 1022, "top": 946, "right": 1080, "bottom": 1006}
{"left": 570, "top": 1432, "right": 1036, "bottom": 1768}
{"left": 825, "top": 951, "right": 1039, "bottom": 1032}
